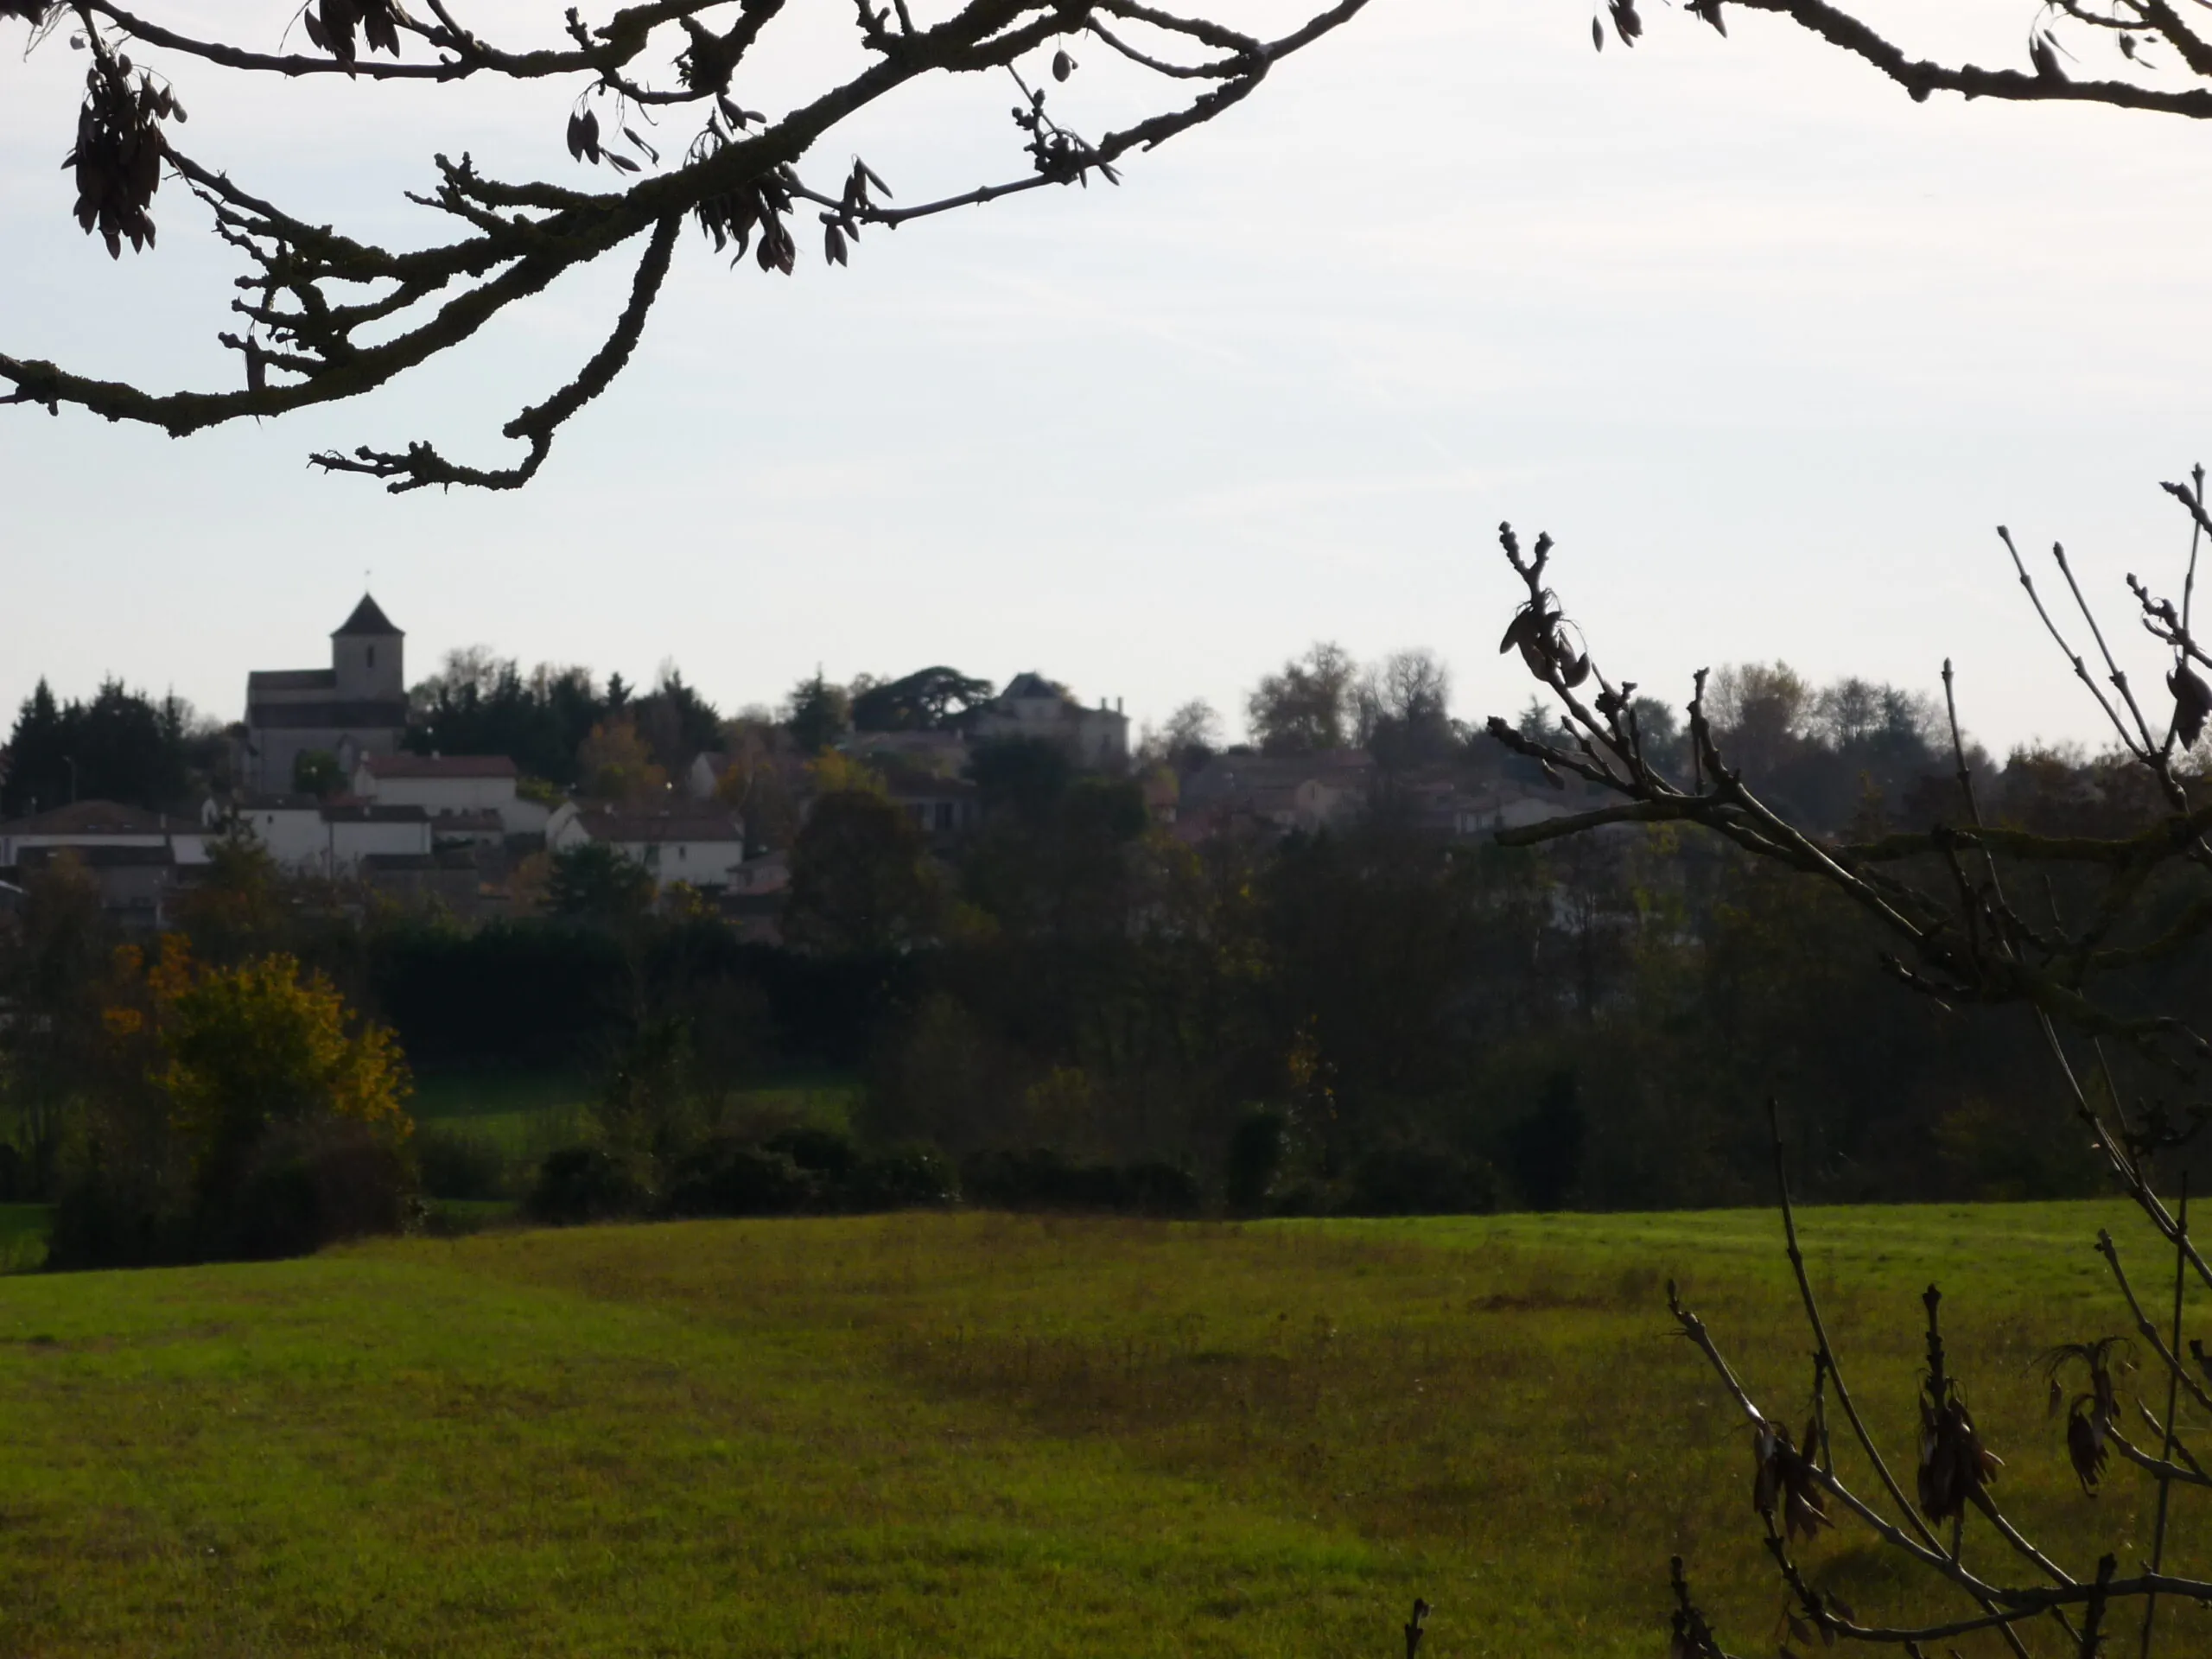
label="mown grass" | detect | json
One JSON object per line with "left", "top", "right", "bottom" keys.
{"left": 0, "top": 1201, "right": 2196, "bottom": 1656}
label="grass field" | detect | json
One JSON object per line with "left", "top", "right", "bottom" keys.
{"left": 0, "top": 1201, "right": 2196, "bottom": 1656}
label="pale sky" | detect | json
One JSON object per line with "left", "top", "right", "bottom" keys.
{"left": 5, "top": 1, "right": 2211, "bottom": 755}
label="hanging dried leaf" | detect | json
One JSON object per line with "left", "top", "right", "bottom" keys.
{"left": 1052, "top": 48, "right": 1075, "bottom": 82}
{"left": 2170, "top": 660, "right": 2212, "bottom": 747}
{"left": 2065, "top": 1397, "right": 2109, "bottom": 1494}
{"left": 1916, "top": 1385, "right": 2000, "bottom": 1522}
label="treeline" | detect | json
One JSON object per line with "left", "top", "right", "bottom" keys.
{"left": 11, "top": 642, "right": 2193, "bottom": 1254}
{"left": 0, "top": 681, "right": 228, "bottom": 817}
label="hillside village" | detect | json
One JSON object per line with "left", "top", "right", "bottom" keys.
{"left": 0, "top": 597, "right": 1588, "bottom": 933}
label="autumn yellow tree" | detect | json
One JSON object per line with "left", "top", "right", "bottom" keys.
{"left": 577, "top": 716, "right": 669, "bottom": 804}
{"left": 155, "top": 949, "right": 411, "bottom": 1179}
{"left": 55, "top": 940, "right": 416, "bottom": 1265}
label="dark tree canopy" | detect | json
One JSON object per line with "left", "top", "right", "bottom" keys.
{"left": 0, "top": 0, "right": 1369, "bottom": 490}
{"left": 851, "top": 666, "right": 995, "bottom": 733}
{"left": 2, "top": 677, "right": 202, "bottom": 816}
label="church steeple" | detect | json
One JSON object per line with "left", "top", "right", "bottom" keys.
{"left": 334, "top": 594, "right": 402, "bottom": 639}
{"left": 331, "top": 594, "right": 404, "bottom": 701}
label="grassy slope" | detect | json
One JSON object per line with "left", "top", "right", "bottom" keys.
{"left": 0, "top": 1202, "right": 2190, "bottom": 1656}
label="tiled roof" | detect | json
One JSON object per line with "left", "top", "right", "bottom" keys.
{"left": 575, "top": 807, "right": 745, "bottom": 845}
{"left": 246, "top": 669, "right": 339, "bottom": 693}
{"left": 334, "top": 594, "right": 403, "bottom": 637}
{"left": 364, "top": 753, "right": 517, "bottom": 779}
{"left": 19, "top": 843, "right": 176, "bottom": 868}
{"left": 246, "top": 700, "right": 408, "bottom": 731}
{"left": 321, "top": 804, "right": 430, "bottom": 824}
{"left": 0, "top": 800, "right": 175, "bottom": 836}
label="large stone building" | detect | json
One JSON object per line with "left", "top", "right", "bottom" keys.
{"left": 240, "top": 596, "right": 408, "bottom": 793}
{"left": 970, "top": 672, "right": 1129, "bottom": 768}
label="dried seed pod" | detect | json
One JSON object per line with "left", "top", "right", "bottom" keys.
{"left": 64, "top": 60, "right": 174, "bottom": 258}
{"left": 1916, "top": 1388, "right": 2000, "bottom": 1522}
{"left": 2170, "top": 660, "right": 2212, "bottom": 748}
{"left": 2065, "top": 1396, "right": 2109, "bottom": 1494}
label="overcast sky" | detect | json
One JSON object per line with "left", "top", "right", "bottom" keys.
{"left": 5, "top": 1, "right": 2210, "bottom": 754}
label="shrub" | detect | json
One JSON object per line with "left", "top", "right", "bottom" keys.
{"left": 660, "top": 1138, "right": 816, "bottom": 1217}
{"left": 761, "top": 1126, "right": 858, "bottom": 1179}
{"left": 1339, "top": 1140, "right": 1502, "bottom": 1217}
{"left": 217, "top": 1116, "right": 415, "bottom": 1260}
{"left": 1120, "top": 1160, "right": 1202, "bottom": 1217}
{"left": 844, "top": 1146, "right": 957, "bottom": 1211}
{"left": 1223, "top": 1110, "right": 1286, "bottom": 1215}
{"left": 45, "top": 1134, "right": 184, "bottom": 1270}
{"left": 960, "top": 1148, "right": 1198, "bottom": 1215}
{"left": 416, "top": 1128, "right": 509, "bottom": 1201}
{"left": 527, "top": 1145, "right": 652, "bottom": 1225}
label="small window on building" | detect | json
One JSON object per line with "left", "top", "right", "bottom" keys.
{"left": 367, "top": 645, "right": 377, "bottom": 669}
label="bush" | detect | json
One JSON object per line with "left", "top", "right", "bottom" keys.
{"left": 416, "top": 1128, "right": 509, "bottom": 1201}
{"left": 527, "top": 1145, "right": 652, "bottom": 1225}
{"left": 661, "top": 1138, "right": 816, "bottom": 1217}
{"left": 46, "top": 1146, "right": 182, "bottom": 1270}
{"left": 1120, "top": 1160, "right": 1202, "bottom": 1217}
{"left": 762, "top": 1126, "right": 859, "bottom": 1179}
{"left": 960, "top": 1147, "right": 1198, "bottom": 1215}
{"left": 844, "top": 1146, "right": 957, "bottom": 1211}
{"left": 1223, "top": 1110, "right": 1286, "bottom": 1216}
{"left": 216, "top": 1116, "right": 416, "bottom": 1260}
{"left": 1338, "top": 1140, "right": 1501, "bottom": 1217}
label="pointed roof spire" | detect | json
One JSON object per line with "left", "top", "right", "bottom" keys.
{"left": 334, "top": 594, "right": 402, "bottom": 637}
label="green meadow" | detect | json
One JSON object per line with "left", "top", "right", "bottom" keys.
{"left": 0, "top": 1202, "right": 2196, "bottom": 1656}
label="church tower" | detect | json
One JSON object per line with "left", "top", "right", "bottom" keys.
{"left": 332, "top": 594, "right": 404, "bottom": 702}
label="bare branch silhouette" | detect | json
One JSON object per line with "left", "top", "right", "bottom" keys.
{"left": 0, "top": 0, "right": 1367, "bottom": 487}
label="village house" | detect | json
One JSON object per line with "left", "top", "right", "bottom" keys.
{"left": 238, "top": 595, "right": 409, "bottom": 794}
{"left": 232, "top": 798, "right": 433, "bottom": 877}
{"left": 546, "top": 802, "right": 748, "bottom": 888}
{"left": 1177, "top": 749, "right": 1376, "bottom": 840}
{"left": 970, "top": 673, "right": 1129, "bottom": 769}
{"left": 0, "top": 799, "right": 216, "bottom": 928}
{"left": 350, "top": 753, "right": 549, "bottom": 836}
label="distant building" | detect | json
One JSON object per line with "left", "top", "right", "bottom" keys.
{"left": 351, "top": 753, "right": 548, "bottom": 836}
{"left": 842, "top": 729, "right": 968, "bottom": 775}
{"left": 0, "top": 800, "right": 215, "bottom": 928}
{"left": 545, "top": 803, "right": 748, "bottom": 889}
{"left": 0, "top": 799, "right": 211, "bottom": 868}
{"left": 1178, "top": 750, "right": 1376, "bottom": 839}
{"left": 880, "top": 765, "right": 982, "bottom": 842}
{"left": 971, "top": 673, "right": 1128, "bottom": 769}
{"left": 232, "top": 797, "right": 433, "bottom": 876}
{"left": 240, "top": 595, "right": 408, "bottom": 795}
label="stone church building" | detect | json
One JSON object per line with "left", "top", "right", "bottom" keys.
{"left": 239, "top": 596, "right": 408, "bottom": 794}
